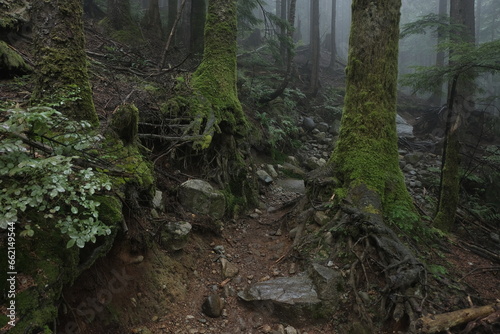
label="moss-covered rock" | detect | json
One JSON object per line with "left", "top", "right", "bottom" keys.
{"left": 0, "top": 41, "right": 32, "bottom": 77}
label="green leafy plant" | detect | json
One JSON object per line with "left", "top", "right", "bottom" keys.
{"left": 0, "top": 107, "right": 112, "bottom": 248}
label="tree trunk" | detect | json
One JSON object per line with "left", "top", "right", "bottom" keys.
{"left": 434, "top": 0, "right": 475, "bottom": 231}
{"left": 328, "top": 0, "right": 337, "bottom": 70}
{"left": 141, "top": 0, "right": 163, "bottom": 40}
{"left": 106, "top": 0, "right": 133, "bottom": 31}
{"left": 279, "top": 0, "right": 287, "bottom": 60}
{"left": 189, "top": 0, "right": 255, "bottom": 208}
{"left": 167, "top": 0, "right": 178, "bottom": 39}
{"left": 190, "top": 0, "right": 206, "bottom": 55}
{"left": 300, "top": 1, "right": 423, "bottom": 331}
{"left": 258, "top": 0, "right": 296, "bottom": 104}
{"left": 83, "top": 0, "right": 105, "bottom": 19}
{"left": 428, "top": 0, "right": 448, "bottom": 106}
{"left": 31, "top": 0, "right": 98, "bottom": 126}
{"left": 309, "top": 0, "right": 320, "bottom": 95}
{"left": 332, "top": 0, "right": 413, "bottom": 220}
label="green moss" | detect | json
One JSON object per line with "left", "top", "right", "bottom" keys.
{"left": 6, "top": 219, "right": 80, "bottom": 333}
{"left": 110, "top": 104, "right": 139, "bottom": 146}
{"left": 95, "top": 195, "right": 123, "bottom": 225}
{"left": 0, "top": 41, "right": 32, "bottom": 76}
{"left": 329, "top": 1, "right": 417, "bottom": 231}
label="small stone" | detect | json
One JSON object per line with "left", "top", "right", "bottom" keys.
{"left": 202, "top": 294, "right": 224, "bottom": 318}
{"left": 213, "top": 245, "right": 225, "bottom": 254}
{"left": 257, "top": 169, "right": 273, "bottom": 184}
{"left": 303, "top": 117, "right": 315, "bottom": 131}
{"left": 220, "top": 258, "right": 239, "bottom": 278}
{"left": 129, "top": 255, "right": 144, "bottom": 264}
{"left": 266, "top": 164, "right": 279, "bottom": 178}
{"left": 314, "top": 211, "right": 329, "bottom": 226}
{"left": 261, "top": 324, "right": 272, "bottom": 333}
{"left": 151, "top": 315, "right": 159, "bottom": 322}
{"left": 317, "top": 122, "right": 329, "bottom": 132}
{"left": 285, "top": 326, "right": 298, "bottom": 334}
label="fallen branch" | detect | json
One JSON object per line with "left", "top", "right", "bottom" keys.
{"left": 415, "top": 303, "right": 500, "bottom": 333}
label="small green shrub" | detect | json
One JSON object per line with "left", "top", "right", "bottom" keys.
{"left": 0, "top": 107, "right": 112, "bottom": 248}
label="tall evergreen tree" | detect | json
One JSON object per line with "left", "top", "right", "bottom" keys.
{"left": 331, "top": 0, "right": 414, "bottom": 222}
{"left": 141, "top": 0, "right": 163, "bottom": 40}
{"left": 31, "top": 0, "right": 98, "bottom": 125}
{"left": 188, "top": 0, "right": 255, "bottom": 207}
{"left": 309, "top": 0, "right": 320, "bottom": 95}
{"left": 434, "top": 0, "right": 476, "bottom": 231}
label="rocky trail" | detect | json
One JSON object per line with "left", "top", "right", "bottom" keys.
{"left": 56, "top": 114, "right": 499, "bottom": 334}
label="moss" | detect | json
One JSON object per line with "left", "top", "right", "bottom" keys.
{"left": 330, "top": 1, "right": 417, "bottom": 230}
{"left": 5, "top": 217, "right": 80, "bottom": 333}
{"left": 189, "top": 0, "right": 249, "bottom": 145}
{"left": 95, "top": 195, "right": 123, "bottom": 225}
{"left": 0, "top": 41, "right": 32, "bottom": 77}
{"left": 110, "top": 104, "right": 139, "bottom": 146}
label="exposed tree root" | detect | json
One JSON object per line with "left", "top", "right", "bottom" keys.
{"left": 293, "top": 170, "right": 427, "bottom": 332}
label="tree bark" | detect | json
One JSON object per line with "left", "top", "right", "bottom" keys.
{"left": 106, "top": 0, "right": 133, "bottom": 31}
{"left": 428, "top": 0, "right": 448, "bottom": 106}
{"left": 141, "top": 0, "right": 163, "bottom": 40}
{"left": 309, "top": 0, "right": 320, "bottom": 96}
{"left": 188, "top": 0, "right": 256, "bottom": 208}
{"left": 190, "top": 0, "right": 206, "bottom": 55}
{"left": 31, "top": 0, "right": 98, "bottom": 126}
{"left": 328, "top": 0, "right": 337, "bottom": 70}
{"left": 258, "top": 0, "right": 296, "bottom": 104}
{"left": 167, "top": 0, "right": 178, "bottom": 39}
{"left": 332, "top": 0, "right": 413, "bottom": 219}
{"left": 434, "top": 0, "right": 475, "bottom": 231}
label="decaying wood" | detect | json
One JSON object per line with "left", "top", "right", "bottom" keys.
{"left": 415, "top": 303, "right": 500, "bottom": 333}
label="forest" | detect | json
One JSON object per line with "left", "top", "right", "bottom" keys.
{"left": 0, "top": 0, "right": 499, "bottom": 333}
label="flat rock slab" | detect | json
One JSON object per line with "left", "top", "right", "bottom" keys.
{"left": 276, "top": 179, "right": 306, "bottom": 194}
{"left": 238, "top": 274, "right": 320, "bottom": 305}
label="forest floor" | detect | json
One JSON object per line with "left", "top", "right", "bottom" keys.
{"left": 0, "top": 22, "right": 499, "bottom": 334}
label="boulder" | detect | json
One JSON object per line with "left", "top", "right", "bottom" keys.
{"left": 178, "top": 179, "right": 225, "bottom": 219}
{"left": 238, "top": 273, "right": 327, "bottom": 322}
{"left": 396, "top": 114, "right": 414, "bottom": 138}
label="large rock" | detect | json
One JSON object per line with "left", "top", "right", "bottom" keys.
{"left": 396, "top": 114, "right": 414, "bottom": 138}
{"left": 309, "top": 263, "right": 343, "bottom": 308}
{"left": 178, "top": 179, "right": 225, "bottom": 219}
{"left": 238, "top": 273, "right": 327, "bottom": 322}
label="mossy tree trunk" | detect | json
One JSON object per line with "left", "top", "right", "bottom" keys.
{"left": 189, "top": 0, "right": 255, "bottom": 209}
{"left": 331, "top": 0, "right": 414, "bottom": 222}
{"left": 434, "top": 0, "right": 476, "bottom": 231}
{"left": 30, "top": 0, "right": 98, "bottom": 126}
{"left": 300, "top": 1, "right": 424, "bottom": 330}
